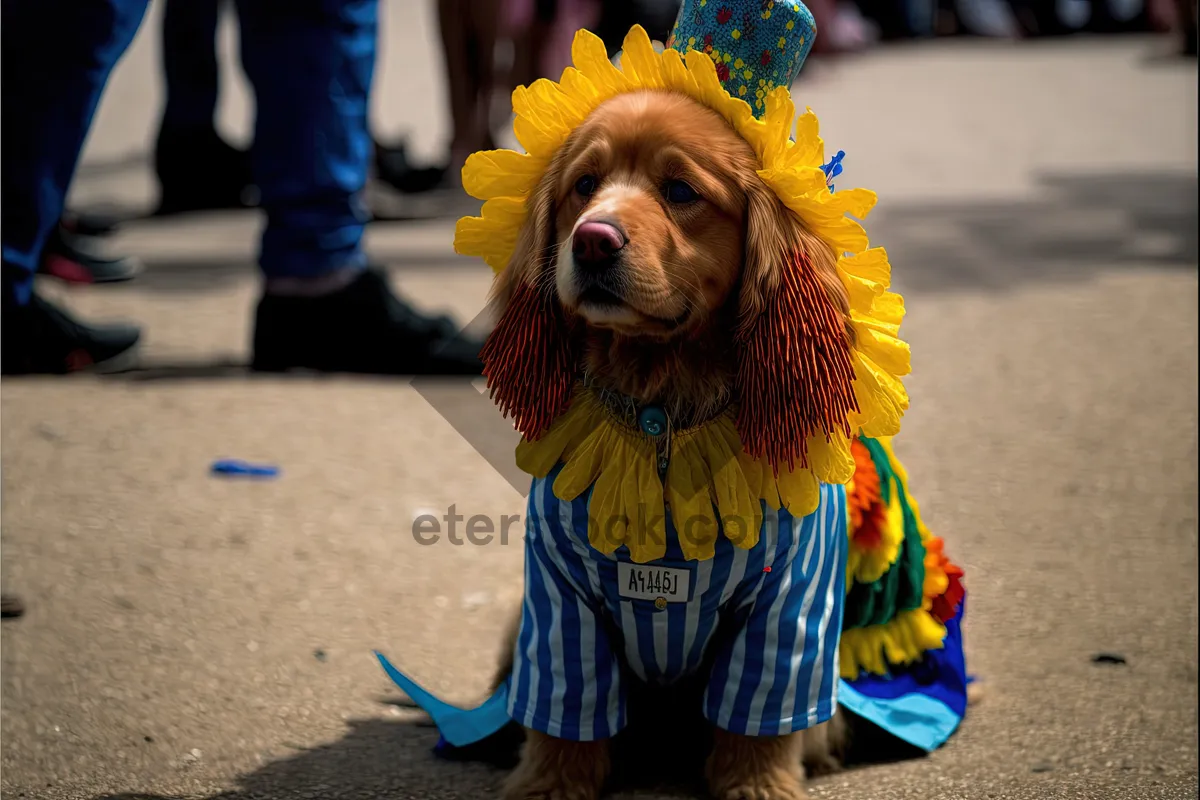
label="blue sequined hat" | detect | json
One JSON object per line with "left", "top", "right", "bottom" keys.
{"left": 665, "top": 0, "right": 817, "bottom": 117}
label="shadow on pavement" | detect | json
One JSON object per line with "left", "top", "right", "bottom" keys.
{"left": 881, "top": 171, "right": 1197, "bottom": 293}
{"left": 98, "top": 364, "right": 486, "bottom": 384}
{"left": 72, "top": 155, "right": 478, "bottom": 229}
{"left": 112, "top": 361, "right": 248, "bottom": 381}
{"left": 46, "top": 169, "right": 1191, "bottom": 385}
{"left": 80, "top": 713, "right": 710, "bottom": 800}
{"left": 124, "top": 250, "right": 476, "bottom": 295}
{"left": 85, "top": 660, "right": 932, "bottom": 800}
{"left": 34, "top": 166, "right": 1192, "bottom": 384}
{"left": 87, "top": 712, "right": 707, "bottom": 800}
{"left": 87, "top": 706, "right": 928, "bottom": 800}
{"left": 92, "top": 717, "right": 508, "bottom": 800}
{"left": 74, "top": 169, "right": 1196, "bottom": 297}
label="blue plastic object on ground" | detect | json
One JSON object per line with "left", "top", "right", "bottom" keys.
{"left": 210, "top": 459, "right": 280, "bottom": 478}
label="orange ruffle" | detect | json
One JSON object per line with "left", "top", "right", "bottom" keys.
{"left": 847, "top": 439, "right": 882, "bottom": 533}
{"left": 923, "top": 536, "right": 965, "bottom": 623}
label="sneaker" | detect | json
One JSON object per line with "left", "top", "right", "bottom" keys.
{"left": 39, "top": 224, "right": 142, "bottom": 284}
{"left": 1, "top": 292, "right": 140, "bottom": 375}
{"left": 374, "top": 138, "right": 450, "bottom": 195}
{"left": 155, "top": 125, "right": 255, "bottom": 216}
{"left": 251, "top": 268, "right": 483, "bottom": 376}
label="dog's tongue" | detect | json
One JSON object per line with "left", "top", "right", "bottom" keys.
{"left": 664, "top": 0, "right": 817, "bottom": 118}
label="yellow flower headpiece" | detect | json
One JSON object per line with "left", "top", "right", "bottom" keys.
{"left": 452, "top": 25, "right": 912, "bottom": 562}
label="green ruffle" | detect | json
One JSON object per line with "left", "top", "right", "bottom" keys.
{"left": 842, "top": 437, "right": 926, "bottom": 630}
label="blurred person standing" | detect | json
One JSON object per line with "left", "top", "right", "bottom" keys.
{"left": 33, "top": 0, "right": 250, "bottom": 291}
{"left": 155, "top": 0, "right": 254, "bottom": 216}
{"left": 1005, "top": 0, "right": 1168, "bottom": 34}
{"left": 1, "top": 0, "right": 482, "bottom": 376}
{"left": 953, "top": 0, "right": 1021, "bottom": 35}
{"left": 154, "top": 0, "right": 448, "bottom": 209}
{"left": 520, "top": 0, "right": 602, "bottom": 81}
{"left": 437, "top": 0, "right": 505, "bottom": 182}
{"left": 436, "top": 0, "right": 679, "bottom": 191}
{"left": 423, "top": 0, "right": 683, "bottom": 196}
{"left": 1145, "top": 0, "right": 1197, "bottom": 50}
{"left": 1180, "top": 0, "right": 1198, "bottom": 53}
{"left": 429, "top": 0, "right": 601, "bottom": 189}
{"left": 801, "top": 0, "right": 870, "bottom": 51}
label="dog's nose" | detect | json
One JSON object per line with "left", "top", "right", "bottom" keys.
{"left": 572, "top": 221, "right": 626, "bottom": 267}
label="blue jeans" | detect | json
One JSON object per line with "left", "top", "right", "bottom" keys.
{"left": 1, "top": 0, "right": 377, "bottom": 307}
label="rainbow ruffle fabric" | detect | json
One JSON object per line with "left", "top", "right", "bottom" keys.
{"left": 841, "top": 436, "right": 965, "bottom": 679}
{"left": 837, "top": 436, "right": 968, "bottom": 752}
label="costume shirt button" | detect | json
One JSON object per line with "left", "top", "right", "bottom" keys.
{"left": 638, "top": 406, "right": 667, "bottom": 438}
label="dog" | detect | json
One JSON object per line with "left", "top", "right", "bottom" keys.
{"left": 482, "top": 88, "right": 863, "bottom": 800}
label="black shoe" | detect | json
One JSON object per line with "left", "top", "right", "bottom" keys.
{"left": 155, "top": 125, "right": 254, "bottom": 215}
{"left": 1, "top": 292, "right": 140, "bottom": 375}
{"left": 374, "top": 138, "right": 449, "bottom": 195}
{"left": 39, "top": 223, "right": 142, "bottom": 284}
{"left": 251, "top": 268, "right": 483, "bottom": 376}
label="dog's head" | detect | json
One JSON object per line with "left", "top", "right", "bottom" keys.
{"left": 484, "top": 89, "right": 857, "bottom": 468}
{"left": 548, "top": 91, "right": 752, "bottom": 340}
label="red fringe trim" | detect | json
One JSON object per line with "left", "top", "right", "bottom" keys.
{"left": 735, "top": 250, "right": 859, "bottom": 472}
{"left": 479, "top": 282, "right": 581, "bottom": 441}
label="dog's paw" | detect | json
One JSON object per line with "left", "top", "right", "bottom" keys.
{"left": 502, "top": 789, "right": 596, "bottom": 800}
{"left": 503, "top": 730, "right": 608, "bottom": 800}
{"left": 502, "top": 779, "right": 602, "bottom": 800}
{"left": 708, "top": 729, "right": 809, "bottom": 800}
{"left": 800, "top": 714, "right": 848, "bottom": 777}
{"left": 712, "top": 777, "right": 810, "bottom": 800}
{"left": 803, "top": 753, "right": 842, "bottom": 778}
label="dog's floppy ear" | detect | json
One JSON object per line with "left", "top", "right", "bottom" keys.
{"left": 734, "top": 180, "right": 859, "bottom": 472}
{"left": 480, "top": 163, "right": 582, "bottom": 441}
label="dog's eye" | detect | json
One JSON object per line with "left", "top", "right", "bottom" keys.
{"left": 574, "top": 175, "right": 598, "bottom": 196}
{"left": 664, "top": 180, "right": 699, "bottom": 204}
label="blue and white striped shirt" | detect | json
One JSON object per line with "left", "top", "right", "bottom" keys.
{"left": 508, "top": 464, "right": 847, "bottom": 741}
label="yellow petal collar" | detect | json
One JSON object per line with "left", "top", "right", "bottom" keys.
{"left": 516, "top": 386, "right": 860, "bottom": 563}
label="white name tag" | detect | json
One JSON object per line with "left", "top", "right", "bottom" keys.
{"left": 617, "top": 563, "right": 691, "bottom": 603}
